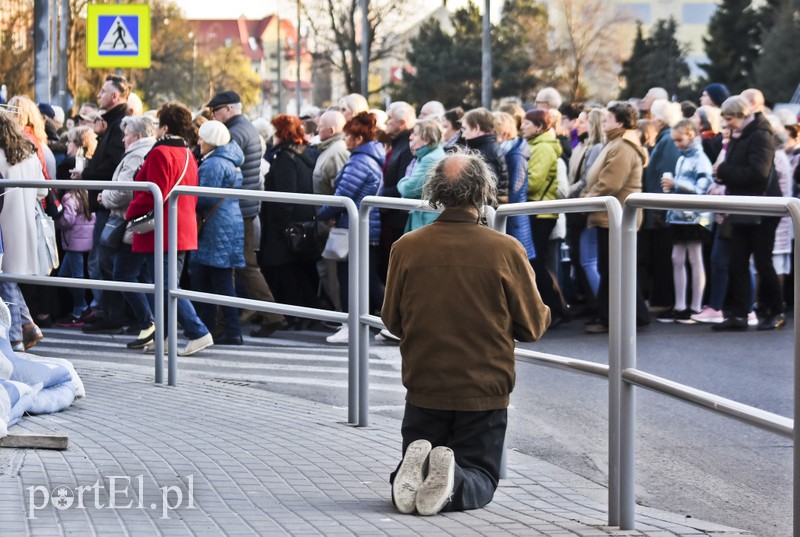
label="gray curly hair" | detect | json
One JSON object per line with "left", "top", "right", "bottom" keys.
{"left": 423, "top": 150, "right": 497, "bottom": 211}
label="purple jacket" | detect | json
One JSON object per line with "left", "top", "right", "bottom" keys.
{"left": 58, "top": 191, "right": 95, "bottom": 252}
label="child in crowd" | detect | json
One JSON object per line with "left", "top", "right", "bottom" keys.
{"left": 55, "top": 188, "right": 95, "bottom": 326}
{"left": 658, "top": 119, "right": 714, "bottom": 323}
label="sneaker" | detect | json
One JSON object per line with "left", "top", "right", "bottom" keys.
{"left": 143, "top": 339, "right": 167, "bottom": 354}
{"left": 747, "top": 311, "right": 758, "bottom": 326}
{"left": 178, "top": 333, "right": 214, "bottom": 356}
{"left": 22, "top": 323, "right": 43, "bottom": 350}
{"left": 216, "top": 335, "right": 244, "bottom": 345}
{"left": 56, "top": 315, "right": 84, "bottom": 328}
{"left": 674, "top": 309, "right": 698, "bottom": 324}
{"left": 375, "top": 328, "right": 401, "bottom": 342}
{"left": 415, "top": 446, "right": 455, "bottom": 516}
{"left": 326, "top": 324, "right": 349, "bottom": 344}
{"left": 756, "top": 313, "right": 786, "bottom": 331}
{"left": 711, "top": 316, "right": 748, "bottom": 332}
{"left": 126, "top": 324, "right": 155, "bottom": 349}
{"left": 82, "top": 318, "right": 125, "bottom": 334}
{"left": 392, "top": 439, "right": 432, "bottom": 514}
{"left": 656, "top": 309, "right": 676, "bottom": 323}
{"left": 11, "top": 341, "right": 24, "bottom": 352}
{"left": 690, "top": 307, "right": 723, "bottom": 324}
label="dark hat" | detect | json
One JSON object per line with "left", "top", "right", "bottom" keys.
{"left": 38, "top": 102, "right": 55, "bottom": 119}
{"left": 703, "top": 83, "right": 730, "bottom": 108}
{"left": 206, "top": 91, "right": 241, "bottom": 109}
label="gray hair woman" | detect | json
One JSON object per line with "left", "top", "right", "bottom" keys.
{"left": 101, "top": 114, "right": 158, "bottom": 350}
{"left": 397, "top": 119, "right": 446, "bottom": 232}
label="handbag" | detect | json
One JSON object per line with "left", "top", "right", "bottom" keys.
{"left": 196, "top": 198, "right": 225, "bottom": 237}
{"left": 35, "top": 203, "right": 59, "bottom": 275}
{"left": 283, "top": 219, "right": 319, "bottom": 256}
{"left": 99, "top": 215, "right": 128, "bottom": 248}
{"left": 127, "top": 148, "right": 191, "bottom": 235}
{"left": 321, "top": 227, "right": 349, "bottom": 261}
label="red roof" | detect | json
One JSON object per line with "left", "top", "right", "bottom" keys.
{"left": 189, "top": 16, "right": 305, "bottom": 62}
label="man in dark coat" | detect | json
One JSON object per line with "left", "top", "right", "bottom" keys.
{"left": 76, "top": 74, "right": 129, "bottom": 334}
{"left": 460, "top": 107, "right": 509, "bottom": 204}
{"left": 377, "top": 101, "right": 417, "bottom": 282}
{"left": 207, "top": 91, "right": 286, "bottom": 337}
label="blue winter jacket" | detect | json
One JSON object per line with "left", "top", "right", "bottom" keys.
{"left": 666, "top": 137, "right": 713, "bottom": 229}
{"left": 193, "top": 142, "right": 245, "bottom": 268}
{"left": 642, "top": 126, "right": 681, "bottom": 229}
{"left": 318, "top": 141, "right": 386, "bottom": 244}
{"left": 397, "top": 144, "right": 446, "bottom": 232}
{"left": 503, "top": 137, "right": 536, "bottom": 260}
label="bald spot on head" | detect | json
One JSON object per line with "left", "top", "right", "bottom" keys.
{"left": 318, "top": 110, "right": 346, "bottom": 141}
{"left": 441, "top": 154, "right": 470, "bottom": 184}
{"left": 741, "top": 89, "right": 765, "bottom": 113}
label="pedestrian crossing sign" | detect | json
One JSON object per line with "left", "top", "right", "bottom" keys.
{"left": 86, "top": 4, "right": 150, "bottom": 69}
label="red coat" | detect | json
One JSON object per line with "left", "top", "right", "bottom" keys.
{"left": 126, "top": 140, "right": 199, "bottom": 253}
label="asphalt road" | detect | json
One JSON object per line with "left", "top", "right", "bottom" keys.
{"left": 24, "top": 317, "right": 794, "bottom": 535}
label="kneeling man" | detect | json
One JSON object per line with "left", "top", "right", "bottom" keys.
{"left": 382, "top": 151, "right": 551, "bottom": 515}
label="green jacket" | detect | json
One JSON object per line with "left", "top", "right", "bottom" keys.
{"left": 526, "top": 131, "right": 563, "bottom": 219}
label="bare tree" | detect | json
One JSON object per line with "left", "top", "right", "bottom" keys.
{"left": 304, "top": 0, "right": 417, "bottom": 96}
{"left": 0, "top": 0, "right": 34, "bottom": 96}
{"left": 551, "top": 0, "right": 630, "bottom": 102}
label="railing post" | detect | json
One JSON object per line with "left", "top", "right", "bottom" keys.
{"left": 167, "top": 196, "right": 179, "bottom": 386}
{"left": 150, "top": 184, "right": 165, "bottom": 384}
{"left": 346, "top": 201, "right": 360, "bottom": 426}
{"left": 788, "top": 199, "right": 800, "bottom": 537}
{"left": 357, "top": 202, "right": 370, "bottom": 427}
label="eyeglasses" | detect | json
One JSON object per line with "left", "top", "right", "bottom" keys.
{"left": 212, "top": 105, "right": 228, "bottom": 114}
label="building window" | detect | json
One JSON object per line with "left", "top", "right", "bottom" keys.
{"left": 683, "top": 3, "right": 716, "bottom": 25}
{"left": 617, "top": 3, "right": 651, "bottom": 24}
{"left": 248, "top": 36, "right": 258, "bottom": 51}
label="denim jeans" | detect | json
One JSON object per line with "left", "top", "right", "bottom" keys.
{"left": 87, "top": 209, "right": 107, "bottom": 307}
{"left": 113, "top": 244, "right": 154, "bottom": 330}
{"left": 58, "top": 251, "right": 88, "bottom": 317}
{"left": 189, "top": 263, "right": 240, "bottom": 339}
{"left": 580, "top": 227, "right": 601, "bottom": 296}
{"left": 0, "top": 282, "right": 32, "bottom": 341}
{"left": 147, "top": 251, "right": 208, "bottom": 340}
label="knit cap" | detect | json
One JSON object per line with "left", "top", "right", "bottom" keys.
{"left": 198, "top": 120, "right": 231, "bottom": 147}
{"left": 703, "top": 83, "right": 730, "bottom": 108}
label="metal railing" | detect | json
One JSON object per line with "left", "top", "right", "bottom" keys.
{"left": 620, "top": 193, "right": 799, "bottom": 533}
{"left": 0, "top": 179, "right": 168, "bottom": 382}
{"left": 167, "top": 187, "right": 363, "bottom": 421}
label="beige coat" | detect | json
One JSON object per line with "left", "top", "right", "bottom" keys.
{"left": 381, "top": 208, "right": 551, "bottom": 412}
{"left": 0, "top": 151, "right": 48, "bottom": 275}
{"left": 581, "top": 128, "right": 648, "bottom": 229}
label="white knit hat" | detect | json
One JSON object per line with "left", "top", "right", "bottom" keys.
{"left": 198, "top": 120, "right": 230, "bottom": 147}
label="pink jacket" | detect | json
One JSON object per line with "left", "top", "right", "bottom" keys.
{"left": 58, "top": 191, "right": 95, "bottom": 252}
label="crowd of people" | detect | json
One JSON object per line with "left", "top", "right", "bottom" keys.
{"left": 0, "top": 74, "right": 798, "bottom": 355}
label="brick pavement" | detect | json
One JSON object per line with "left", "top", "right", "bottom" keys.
{"left": 0, "top": 366, "right": 752, "bottom": 536}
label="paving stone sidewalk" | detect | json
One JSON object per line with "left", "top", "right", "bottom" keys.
{"left": 0, "top": 366, "right": 752, "bottom": 536}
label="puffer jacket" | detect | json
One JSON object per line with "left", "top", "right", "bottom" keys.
{"left": 225, "top": 114, "right": 264, "bottom": 219}
{"left": 58, "top": 191, "right": 95, "bottom": 252}
{"left": 102, "top": 137, "right": 156, "bottom": 220}
{"left": 465, "top": 133, "right": 509, "bottom": 204}
{"left": 665, "top": 137, "right": 713, "bottom": 228}
{"left": 193, "top": 142, "right": 245, "bottom": 268}
{"left": 526, "top": 131, "right": 563, "bottom": 219}
{"left": 397, "top": 144, "right": 446, "bottom": 232}
{"left": 318, "top": 141, "right": 386, "bottom": 244}
{"left": 503, "top": 137, "right": 535, "bottom": 260}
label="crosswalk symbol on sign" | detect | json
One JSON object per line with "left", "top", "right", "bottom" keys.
{"left": 98, "top": 15, "right": 138, "bottom": 56}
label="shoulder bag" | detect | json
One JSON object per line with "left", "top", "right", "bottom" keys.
{"left": 128, "top": 149, "right": 191, "bottom": 235}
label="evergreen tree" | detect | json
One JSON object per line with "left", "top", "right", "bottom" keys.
{"left": 644, "top": 18, "right": 690, "bottom": 98}
{"left": 493, "top": 0, "right": 552, "bottom": 101}
{"left": 700, "top": 0, "right": 760, "bottom": 93}
{"left": 753, "top": 0, "right": 800, "bottom": 103}
{"left": 618, "top": 23, "right": 651, "bottom": 99}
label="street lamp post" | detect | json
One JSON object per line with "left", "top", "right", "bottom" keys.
{"left": 481, "top": 0, "right": 491, "bottom": 108}
{"left": 296, "top": 0, "right": 302, "bottom": 114}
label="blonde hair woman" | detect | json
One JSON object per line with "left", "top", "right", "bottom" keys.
{"left": 7, "top": 95, "right": 51, "bottom": 178}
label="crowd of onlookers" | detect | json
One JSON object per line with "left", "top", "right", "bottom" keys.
{"left": 0, "top": 75, "right": 798, "bottom": 356}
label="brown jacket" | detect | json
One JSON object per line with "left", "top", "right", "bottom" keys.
{"left": 381, "top": 208, "right": 551, "bottom": 411}
{"left": 581, "top": 128, "right": 648, "bottom": 229}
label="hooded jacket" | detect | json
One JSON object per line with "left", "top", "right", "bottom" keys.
{"left": 526, "top": 130, "right": 563, "bottom": 219}
{"left": 312, "top": 134, "right": 349, "bottom": 195}
{"left": 397, "top": 144, "right": 446, "bottom": 232}
{"left": 318, "top": 140, "right": 386, "bottom": 244}
{"left": 642, "top": 126, "right": 681, "bottom": 229}
{"left": 665, "top": 137, "right": 713, "bottom": 228}
{"left": 582, "top": 128, "right": 648, "bottom": 229}
{"left": 102, "top": 136, "right": 156, "bottom": 220}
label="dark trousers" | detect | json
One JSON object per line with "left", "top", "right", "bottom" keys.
{"left": 597, "top": 227, "right": 650, "bottom": 325}
{"left": 638, "top": 227, "right": 674, "bottom": 308}
{"left": 530, "top": 216, "right": 568, "bottom": 316}
{"left": 236, "top": 216, "right": 284, "bottom": 324}
{"left": 337, "top": 246, "right": 384, "bottom": 314}
{"left": 190, "top": 263, "right": 240, "bottom": 339}
{"left": 390, "top": 403, "right": 507, "bottom": 512}
{"left": 725, "top": 219, "right": 782, "bottom": 318}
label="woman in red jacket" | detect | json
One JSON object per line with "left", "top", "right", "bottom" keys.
{"left": 126, "top": 102, "right": 213, "bottom": 356}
